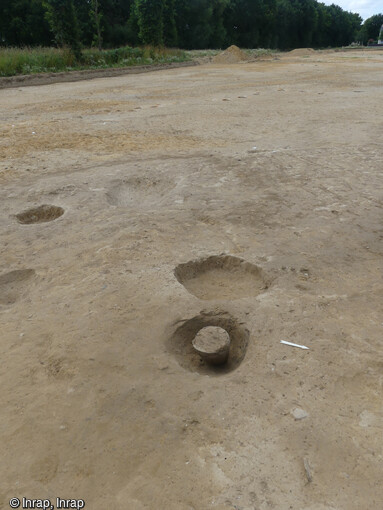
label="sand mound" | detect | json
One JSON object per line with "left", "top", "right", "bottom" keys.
{"left": 287, "top": 48, "right": 315, "bottom": 56}
{"left": 212, "top": 45, "right": 248, "bottom": 64}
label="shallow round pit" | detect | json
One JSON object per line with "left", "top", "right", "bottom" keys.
{"left": 16, "top": 204, "right": 64, "bottom": 224}
{"left": 192, "top": 326, "right": 230, "bottom": 366}
{"left": 174, "top": 255, "right": 268, "bottom": 301}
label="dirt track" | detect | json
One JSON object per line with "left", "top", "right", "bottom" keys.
{"left": 0, "top": 61, "right": 197, "bottom": 90}
{"left": 1, "top": 49, "right": 383, "bottom": 510}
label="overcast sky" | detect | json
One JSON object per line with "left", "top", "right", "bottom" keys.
{"left": 321, "top": 0, "right": 382, "bottom": 20}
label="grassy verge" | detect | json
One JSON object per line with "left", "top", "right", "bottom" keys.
{"left": 0, "top": 46, "right": 190, "bottom": 77}
{"left": 244, "top": 48, "right": 278, "bottom": 57}
{"left": 185, "top": 48, "right": 278, "bottom": 60}
{"left": 185, "top": 49, "right": 221, "bottom": 59}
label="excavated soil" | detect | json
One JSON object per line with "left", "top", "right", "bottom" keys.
{"left": 287, "top": 48, "right": 316, "bottom": 56}
{"left": 212, "top": 45, "right": 248, "bottom": 64}
{"left": 1, "top": 49, "right": 383, "bottom": 510}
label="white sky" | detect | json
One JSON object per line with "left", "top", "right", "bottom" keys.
{"left": 321, "top": 0, "right": 382, "bottom": 20}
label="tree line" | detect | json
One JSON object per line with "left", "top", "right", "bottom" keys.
{"left": 0, "top": 0, "right": 382, "bottom": 52}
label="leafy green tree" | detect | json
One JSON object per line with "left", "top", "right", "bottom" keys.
{"left": 274, "top": 0, "right": 360, "bottom": 50}
{"left": 324, "top": 4, "right": 361, "bottom": 47}
{"left": 43, "top": 0, "right": 82, "bottom": 58}
{"left": 0, "top": 0, "right": 51, "bottom": 46}
{"left": 210, "top": 0, "right": 229, "bottom": 48}
{"left": 294, "top": 0, "right": 318, "bottom": 47}
{"left": 259, "top": 0, "right": 277, "bottom": 47}
{"left": 357, "top": 14, "right": 383, "bottom": 44}
{"left": 93, "top": 0, "right": 135, "bottom": 47}
{"left": 72, "top": 0, "right": 93, "bottom": 46}
{"left": 275, "top": 0, "right": 297, "bottom": 48}
{"left": 0, "top": 0, "right": 370, "bottom": 51}
{"left": 225, "top": 0, "right": 261, "bottom": 48}
{"left": 312, "top": 2, "right": 332, "bottom": 47}
{"left": 134, "top": 0, "right": 165, "bottom": 45}
{"left": 90, "top": 0, "right": 103, "bottom": 49}
{"left": 163, "top": 0, "right": 178, "bottom": 46}
{"left": 175, "top": 0, "right": 214, "bottom": 49}
{"left": 225, "top": 0, "right": 277, "bottom": 48}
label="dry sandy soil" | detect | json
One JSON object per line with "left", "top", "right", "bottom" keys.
{"left": 0, "top": 49, "right": 382, "bottom": 510}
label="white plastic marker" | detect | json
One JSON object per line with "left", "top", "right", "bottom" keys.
{"left": 280, "top": 340, "right": 309, "bottom": 350}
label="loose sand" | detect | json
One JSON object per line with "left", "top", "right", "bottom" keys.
{"left": 287, "top": 48, "right": 316, "bottom": 56}
{"left": 212, "top": 45, "right": 248, "bottom": 64}
{"left": 1, "top": 49, "right": 383, "bottom": 509}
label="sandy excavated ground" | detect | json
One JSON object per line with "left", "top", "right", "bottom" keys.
{"left": 0, "top": 49, "right": 382, "bottom": 510}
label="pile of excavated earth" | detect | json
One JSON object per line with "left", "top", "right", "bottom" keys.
{"left": 212, "top": 44, "right": 248, "bottom": 64}
{"left": 287, "top": 47, "right": 316, "bottom": 56}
